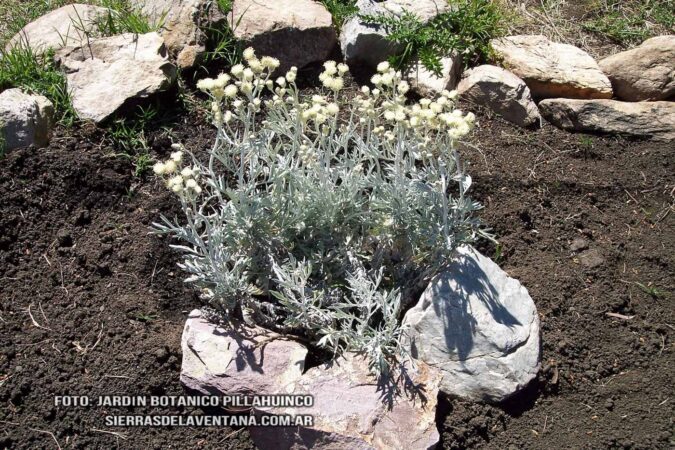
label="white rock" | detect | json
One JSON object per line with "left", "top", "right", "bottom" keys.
{"left": 6, "top": 4, "right": 110, "bottom": 53}
{"left": 341, "top": 0, "right": 450, "bottom": 67}
{"left": 230, "top": 0, "right": 336, "bottom": 72}
{"left": 0, "top": 89, "right": 54, "bottom": 151}
{"left": 457, "top": 65, "right": 541, "bottom": 128}
{"left": 408, "top": 54, "right": 462, "bottom": 96}
{"left": 539, "top": 98, "right": 675, "bottom": 142}
{"left": 250, "top": 353, "right": 442, "bottom": 450}
{"left": 599, "top": 35, "right": 675, "bottom": 101}
{"left": 55, "top": 32, "right": 176, "bottom": 123}
{"left": 130, "top": 0, "right": 226, "bottom": 69}
{"left": 491, "top": 35, "right": 612, "bottom": 99}
{"left": 180, "top": 310, "right": 308, "bottom": 397}
{"left": 402, "top": 245, "right": 541, "bottom": 402}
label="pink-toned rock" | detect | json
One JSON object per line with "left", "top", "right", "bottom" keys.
{"left": 250, "top": 354, "right": 442, "bottom": 450}
{"left": 180, "top": 310, "right": 307, "bottom": 398}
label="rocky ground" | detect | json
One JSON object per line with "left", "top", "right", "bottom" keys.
{"left": 1, "top": 97, "right": 673, "bottom": 448}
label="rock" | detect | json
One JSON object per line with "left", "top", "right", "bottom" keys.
{"left": 130, "top": 0, "right": 226, "bottom": 69}
{"left": 402, "top": 245, "right": 541, "bottom": 402}
{"left": 250, "top": 353, "right": 442, "bottom": 450}
{"left": 578, "top": 249, "right": 604, "bottom": 269}
{"left": 55, "top": 32, "right": 176, "bottom": 123}
{"left": 569, "top": 237, "right": 589, "bottom": 252}
{"left": 599, "top": 35, "right": 675, "bottom": 101}
{"left": 180, "top": 310, "right": 308, "bottom": 398}
{"left": 457, "top": 64, "right": 541, "bottom": 128}
{"left": 6, "top": 4, "right": 110, "bottom": 53}
{"left": 408, "top": 54, "right": 462, "bottom": 96}
{"left": 539, "top": 98, "right": 675, "bottom": 142}
{"left": 341, "top": 0, "right": 450, "bottom": 67}
{"left": 230, "top": 0, "right": 336, "bottom": 73}
{"left": 491, "top": 35, "right": 612, "bottom": 99}
{"left": 0, "top": 89, "right": 54, "bottom": 151}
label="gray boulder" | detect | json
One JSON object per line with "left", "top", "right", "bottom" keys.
{"left": 458, "top": 64, "right": 541, "bottom": 128}
{"left": 599, "top": 35, "right": 675, "bottom": 101}
{"left": 6, "top": 4, "right": 110, "bottom": 53}
{"left": 55, "top": 32, "right": 176, "bottom": 123}
{"left": 180, "top": 310, "right": 308, "bottom": 397}
{"left": 402, "top": 245, "right": 541, "bottom": 402}
{"left": 341, "top": 0, "right": 450, "bottom": 67}
{"left": 230, "top": 0, "right": 336, "bottom": 73}
{"left": 539, "top": 98, "right": 675, "bottom": 142}
{"left": 0, "top": 89, "right": 54, "bottom": 151}
{"left": 408, "top": 54, "right": 462, "bottom": 96}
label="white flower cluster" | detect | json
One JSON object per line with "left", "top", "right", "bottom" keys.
{"left": 153, "top": 144, "right": 202, "bottom": 196}
{"left": 318, "top": 61, "right": 348, "bottom": 92}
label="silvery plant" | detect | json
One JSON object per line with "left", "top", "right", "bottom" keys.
{"left": 153, "top": 48, "right": 486, "bottom": 376}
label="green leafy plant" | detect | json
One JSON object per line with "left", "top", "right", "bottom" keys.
{"left": 153, "top": 50, "right": 486, "bottom": 377}
{"left": 0, "top": 43, "right": 76, "bottom": 126}
{"left": 320, "top": 0, "right": 359, "bottom": 29}
{"left": 107, "top": 104, "right": 159, "bottom": 176}
{"left": 361, "top": 0, "right": 506, "bottom": 75}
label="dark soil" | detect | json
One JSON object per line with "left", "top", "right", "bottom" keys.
{"left": 1, "top": 101, "right": 673, "bottom": 449}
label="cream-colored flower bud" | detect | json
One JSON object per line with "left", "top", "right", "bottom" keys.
{"left": 377, "top": 61, "right": 390, "bottom": 73}
{"left": 153, "top": 162, "right": 166, "bottom": 175}
{"left": 243, "top": 47, "right": 256, "bottom": 60}
{"left": 337, "top": 63, "right": 349, "bottom": 74}
{"left": 170, "top": 151, "right": 183, "bottom": 163}
{"left": 231, "top": 64, "right": 245, "bottom": 78}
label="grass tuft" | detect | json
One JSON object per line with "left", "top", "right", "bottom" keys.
{"left": 320, "top": 0, "right": 359, "bottom": 30}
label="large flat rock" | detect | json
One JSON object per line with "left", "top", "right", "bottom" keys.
{"left": 402, "top": 245, "right": 541, "bottom": 402}
{"left": 599, "top": 35, "right": 675, "bottom": 101}
{"left": 6, "top": 4, "right": 110, "bottom": 53}
{"left": 230, "top": 0, "right": 336, "bottom": 72}
{"left": 0, "top": 89, "right": 54, "bottom": 151}
{"left": 539, "top": 98, "right": 675, "bottom": 142}
{"left": 55, "top": 32, "right": 176, "bottom": 123}
{"left": 491, "top": 35, "right": 612, "bottom": 100}
{"left": 458, "top": 64, "right": 541, "bottom": 128}
{"left": 250, "top": 354, "right": 442, "bottom": 450}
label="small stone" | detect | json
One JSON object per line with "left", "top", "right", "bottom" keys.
{"left": 570, "top": 237, "right": 589, "bottom": 252}
{"left": 578, "top": 249, "right": 605, "bottom": 269}
{"left": 154, "top": 347, "right": 169, "bottom": 362}
{"left": 605, "top": 399, "right": 614, "bottom": 410}
{"left": 56, "top": 230, "right": 73, "bottom": 248}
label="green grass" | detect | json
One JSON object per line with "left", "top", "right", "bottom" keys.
{"left": 107, "top": 104, "right": 160, "bottom": 176}
{"left": 0, "top": 44, "right": 76, "bottom": 125}
{"left": 360, "top": 0, "right": 507, "bottom": 74}
{"left": 582, "top": 0, "right": 674, "bottom": 46}
{"left": 320, "top": 0, "right": 359, "bottom": 29}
